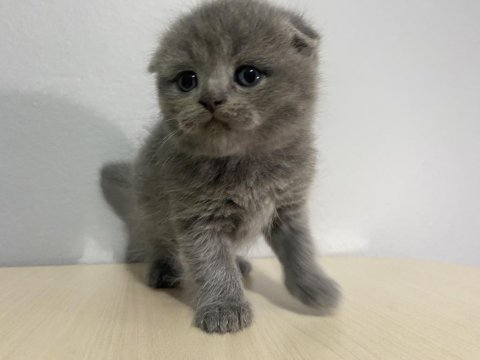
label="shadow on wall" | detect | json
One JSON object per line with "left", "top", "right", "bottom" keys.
{"left": 0, "top": 91, "right": 134, "bottom": 266}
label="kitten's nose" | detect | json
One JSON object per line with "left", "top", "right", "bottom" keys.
{"left": 199, "top": 97, "right": 225, "bottom": 113}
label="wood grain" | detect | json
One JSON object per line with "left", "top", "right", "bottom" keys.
{"left": 0, "top": 257, "right": 479, "bottom": 359}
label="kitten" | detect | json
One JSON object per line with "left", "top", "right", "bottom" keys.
{"left": 104, "top": 0, "right": 340, "bottom": 333}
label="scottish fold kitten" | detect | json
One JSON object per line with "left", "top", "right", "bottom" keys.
{"left": 104, "top": 0, "right": 340, "bottom": 333}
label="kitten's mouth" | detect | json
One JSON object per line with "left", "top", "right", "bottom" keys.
{"left": 204, "top": 117, "right": 230, "bottom": 131}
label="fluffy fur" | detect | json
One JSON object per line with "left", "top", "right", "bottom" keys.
{"left": 102, "top": 0, "right": 340, "bottom": 334}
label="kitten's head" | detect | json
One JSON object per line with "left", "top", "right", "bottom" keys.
{"left": 149, "top": 0, "right": 320, "bottom": 157}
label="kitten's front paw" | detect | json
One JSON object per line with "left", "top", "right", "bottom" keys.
{"left": 194, "top": 301, "right": 252, "bottom": 334}
{"left": 286, "top": 272, "right": 341, "bottom": 313}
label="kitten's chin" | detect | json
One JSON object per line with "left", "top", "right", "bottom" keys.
{"left": 203, "top": 117, "right": 231, "bottom": 131}
{"left": 176, "top": 130, "right": 250, "bottom": 157}
{"left": 173, "top": 109, "right": 262, "bottom": 157}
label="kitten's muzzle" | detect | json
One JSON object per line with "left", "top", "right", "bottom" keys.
{"left": 204, "top": 117, "right": 231, "bottom": 131}
{"left": 199, "top": 97, "right": 225, "bottom": 113}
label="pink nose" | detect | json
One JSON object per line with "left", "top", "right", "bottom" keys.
{"left": 199, "top": 98, "right": 225, "bottom": 113}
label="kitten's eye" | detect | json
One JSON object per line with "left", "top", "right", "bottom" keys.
{"left": 176, "top": 71, "right": 198, "bottom": 92}
{"left": 235, "top": 65, "right": 262, "bottom": 87}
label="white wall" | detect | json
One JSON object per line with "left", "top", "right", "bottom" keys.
{"left": 1, "top": 0, "right": 479, "bottom": 266}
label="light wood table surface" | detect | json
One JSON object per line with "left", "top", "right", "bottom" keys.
{"left": 0, "top": 257, "right": 479, "bottom": 359}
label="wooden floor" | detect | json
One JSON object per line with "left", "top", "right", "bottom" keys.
{"left": 0, "top": 257, "right": 479, "bottom": 359}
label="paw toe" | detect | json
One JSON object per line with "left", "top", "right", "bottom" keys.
{"left": 195, "top": 301, "right": 252, "bottom": 334}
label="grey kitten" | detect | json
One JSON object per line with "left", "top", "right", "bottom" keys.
{"left": 103, "top": 0, "right": 340, "bottom": 334}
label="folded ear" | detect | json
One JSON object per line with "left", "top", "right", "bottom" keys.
{"left": 285, "top": 14, "right": 320, "bottom": 57}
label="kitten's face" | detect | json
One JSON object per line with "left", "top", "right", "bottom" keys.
{"left": 150, "top": 0, "right": 320, "bottom": 157}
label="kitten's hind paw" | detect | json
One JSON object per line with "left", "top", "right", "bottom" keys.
{"left": 194, "top": 301, "right": 253, "bottom": 334}
{"left": 147, "top": 258, "right": 181, "bottom": 289}
{"left": 236, "top": 256, "right": 252, "bottom": 277}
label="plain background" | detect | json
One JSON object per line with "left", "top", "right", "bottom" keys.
{"left": 1, "top": 0, "right": 479, "bottom": 266}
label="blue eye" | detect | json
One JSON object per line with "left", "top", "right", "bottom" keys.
{"left": 177, "top": 71, "right": 197, "bottom": 92}
{"left": 235, "top": 65, "right": 262, "bottom": 87}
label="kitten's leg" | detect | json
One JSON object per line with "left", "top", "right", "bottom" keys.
{"left": 236, "top": 256, "right": 252, "bottom": 277}
{"left": 148, "top": 254, "right": 249, "bottom": 288}
{"left": 147, "top": 254, "right": 182, "bottom": 289}
{"left": 179, "top": 226, "right": 252, "bottom": 333}
{"left": 139, "top": 220, "right": 182, "bottom": 289}
{"left": 266, "top": 206, "right": 341, "bottom": 312}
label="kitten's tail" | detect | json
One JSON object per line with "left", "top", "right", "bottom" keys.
{"left": 100, "top": 161, "right": 134, "bottom": 222}
{"left": 100, "top": 161, "right": 145, "bottom": 262}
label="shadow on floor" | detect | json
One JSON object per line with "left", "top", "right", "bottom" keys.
{"left": 124, "top": 261, "right": 327, "bottom": 317}
{"left": 244, "top": 267, "right": 328, "bottom": 316}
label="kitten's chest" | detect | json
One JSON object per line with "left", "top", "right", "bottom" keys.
{"left": 210, "top": 182, "right": 275, "bottom": 243}
{"left": 172, "top": 153, "right": 305, "bottom": 237}
{"left": 213, "top": 163, "right": 292, "bottom": 235}
{"left": 199, "top": 157, "right": 284, "bottom": 210}
{"left": 231, "top": 192, "right": 275, "bottom": 242}
{"left": 175, "top": 157, "right": 282, "bottom": 234}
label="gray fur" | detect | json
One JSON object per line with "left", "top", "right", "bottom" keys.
{"left": 102, "top": 0, "right": 340, "bottom": 334}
